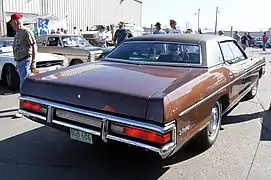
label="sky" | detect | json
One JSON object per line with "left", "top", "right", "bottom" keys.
{"left": 142, "top": 0, "right": 271, "bottom": 32}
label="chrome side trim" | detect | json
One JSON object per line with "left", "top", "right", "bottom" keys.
{"left": 179, "top": 63, "right": 264, "bottom": 117}
{"left": 222, "top": 80, "right": 257, "bottom": 116}
{"left": 19, "top": 96, "right": 172, "bottom": 133}
{"left": 19, "top": 109, "right": 46, "bottom": 121}
{"left": 52, "top": 120, "right": 101, "bottom": 136}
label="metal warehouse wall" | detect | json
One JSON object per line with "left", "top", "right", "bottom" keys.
{"left": 43, "top": 0, "right": 142, "bottom": 32}
{"left": 0, "top": 0, "right": 142, "bottom": 35}
{"left": 3, "top": 0, "right": 40, "bottom": 14}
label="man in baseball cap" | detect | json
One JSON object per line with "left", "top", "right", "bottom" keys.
{"left": 153, "top": 22, "right": 166, "bottom": 34}
{"left": 10, "top": 13, "right": 37, "bottom": 118}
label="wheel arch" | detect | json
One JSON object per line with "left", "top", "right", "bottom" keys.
{"left": 70, "top": 59, "right": 83, "bottom": 65}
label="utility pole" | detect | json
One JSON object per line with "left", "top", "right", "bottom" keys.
{"left": 214, "top": 6, "right": 219, "bottom": 35}
{"left": 197, "top": 9, "right": 200, "bottom": 30}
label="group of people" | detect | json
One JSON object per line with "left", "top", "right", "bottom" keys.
{"left": 94, "top": 21, "right": 133, "bottom": 47}
{"left": 232, "top": 31, "right": 269, "bottom": 51}
{"left": 152, "top": 19, "right": 202, "bottom": 35}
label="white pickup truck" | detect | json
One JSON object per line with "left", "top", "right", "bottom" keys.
{"left": 81, "top": 24, "right": 143, "bottom": 46}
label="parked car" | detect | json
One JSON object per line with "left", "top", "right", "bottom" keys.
{"left": 18, "top": 34, "right": 266, "bottom": 159}
{"left": 255, "top": 37, "right": 271, "bottom": 48}
{"left": 36, "top": 34, "right": 114, "bottom": 66}
{"left": 0, "top": 37, "right": 69, "bottom": 90}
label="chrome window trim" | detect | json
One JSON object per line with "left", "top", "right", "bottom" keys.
{"left": 104, "top": 40, "right": 204, "bottom": 67}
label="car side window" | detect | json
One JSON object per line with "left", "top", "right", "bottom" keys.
{"left": 227, "top": 41, "right": 246, "bottom": 63}
{"left": 37, "top": 37, "right": 47, "bottom": 46}
{"left": 219, "top": 42, "right": 235, "bottom": 63}
{"left": 47, "top": 37, "right": 61, "bottom": 46}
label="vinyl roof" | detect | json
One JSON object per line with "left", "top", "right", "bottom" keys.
{"left": 125, "top": 34, "right": 235, "bottom": 44}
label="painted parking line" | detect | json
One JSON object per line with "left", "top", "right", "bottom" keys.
{"left": 0, "top": 107, "right": 18, "bottom": 113}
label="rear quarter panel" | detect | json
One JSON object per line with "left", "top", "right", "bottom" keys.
{"left": 165, "top": 66, "right": 228, "bottom": 147}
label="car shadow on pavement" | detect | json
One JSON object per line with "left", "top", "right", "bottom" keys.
{"left": 0, "top": 126, "right": 202, "bottom": 180}
{"left": 258, "top": 52, "right": 271, "bottom": 56}
{"left": 222, "top": 104, "right": 271, "bottom": 141}
{"left": 0, "top": 81, "right": 18, "bottom": 95}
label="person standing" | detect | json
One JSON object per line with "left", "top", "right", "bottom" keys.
{"left": 95, "top": 25, "right": 108, "bottom": 47}
{"left": 218, "top": 30, "right": 224, "bottom": 36}
{"left": 73, "top": 27, "right": 79, "bottom": 35}
{"left": 113, "top": 22, "right": 133, "bottom": 46}
{"left": 233, "top": 31, "right": 241, "bottom": 43}
{"left": 168, "top": 19, "right": 182, "bottom": 34}
{"left": 262, "top": 32, "right": 269, "bottom": 51}
{"left": 241, "top": 33, "right": 248, "bottom": 50}
{"left": 10, "top": 13, "right": 37, "bottom": 118}
{"left": 153, "top": 22, "right": 166, "bottom": 34}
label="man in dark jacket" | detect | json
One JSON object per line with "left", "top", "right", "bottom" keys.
{"left": 113, "top": 22, "right": 133, "bottom": 46}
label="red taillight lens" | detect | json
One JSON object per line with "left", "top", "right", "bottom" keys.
{"left": 20, "top": 100, "right": 41, "bottom": 112}
{"left": 111, "top": 124, "right": 171, "bottom": 145}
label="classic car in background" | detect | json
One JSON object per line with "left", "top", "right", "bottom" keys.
{"left": 36, "top": 34, "right": 114, "bottom": 66}
{"left": 255, "top": 37, "right": 271, "bottom": 48}
{"left": 82, "top": 23, "right": 143, "bottom": 46}
{"left": 19, "top": 34, "right": 265, "bottom": 159}
{"left": 0, "top": 37, "right": 68, "bottom": 90}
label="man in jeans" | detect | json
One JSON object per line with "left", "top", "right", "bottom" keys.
{"left": 10, "top": 13, "right": 37, "bottom": 118}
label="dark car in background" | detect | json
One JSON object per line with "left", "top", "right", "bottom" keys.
{"left": 255, "top": 37, "right": 271, "bottom": 48}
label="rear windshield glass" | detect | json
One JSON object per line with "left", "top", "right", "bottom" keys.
{"left": 107, "top": 42, "right": 201, "bottom": 64}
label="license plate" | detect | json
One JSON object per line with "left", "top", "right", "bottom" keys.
{"left": 70, "top": 128, "right": 93, "bottom": 144}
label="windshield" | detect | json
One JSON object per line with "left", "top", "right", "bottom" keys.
{"left": 0, "top": 40, "right": 13, "bottom": 53}
{"left": 61, "top": 36, "right": 91, "bottom": 47}
{"left": 106, "top": 42, "right": 201, "bottom": 65}
{"left": 90, "top": 25, "right": 100, "bottom": 31}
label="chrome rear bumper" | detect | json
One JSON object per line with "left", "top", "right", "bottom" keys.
{"left": 19, "top": 96, "right": 177, "bottom": 159}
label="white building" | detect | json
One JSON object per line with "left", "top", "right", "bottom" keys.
{"left": 0, "top": 0, "right": 142, "bottom": 36}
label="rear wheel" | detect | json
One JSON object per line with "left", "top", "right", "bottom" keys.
{"left": 4, "top": 65, "right": 20, "bottom": 90}
{"left": 192, "top": 101, "right": 222, "bottom": 150}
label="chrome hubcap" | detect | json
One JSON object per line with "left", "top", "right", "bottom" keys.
{"left": 251, "top": 82, "right": 258, "bottom": 96}
{"left": 208, "top": 105, "right": 220, "bottom": 139}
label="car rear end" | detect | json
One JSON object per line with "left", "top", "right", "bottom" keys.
{"left": 19, "top": 96, "right": 177, "bottom": 159}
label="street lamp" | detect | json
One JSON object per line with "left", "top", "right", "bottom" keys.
{"left": 214, "top": 6, "right": 220, "bottom": 35}
{"left": 194, "top": 9, "right": 200, "bottom": 30}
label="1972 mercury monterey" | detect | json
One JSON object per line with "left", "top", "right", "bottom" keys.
{"left": 19, "top": 34, "right": 266, "bottom": 159}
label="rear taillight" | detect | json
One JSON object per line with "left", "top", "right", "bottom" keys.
{"left": 20, "top": 100, "right": 47, "bottom": 114}
{"left": 111, "top": 124, "right": 171, "bottom": 145}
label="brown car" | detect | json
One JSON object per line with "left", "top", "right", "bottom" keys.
{"left": 18, "top": 34, "right": 266, "bottom": 159}
{"left": 36, "top": 34, "right": 114, "bottom": 66}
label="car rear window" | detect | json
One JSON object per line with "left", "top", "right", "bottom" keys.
{"left": 107, "top": 42, "right": 201, "bottom": 65}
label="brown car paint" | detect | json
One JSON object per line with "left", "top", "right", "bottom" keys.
{"left": 20, "top": 34, "right": 266, "bottom": 153}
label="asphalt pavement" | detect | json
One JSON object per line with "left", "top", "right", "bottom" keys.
{"left": 0, "top": 48, "right": 270, "bottom": 180}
